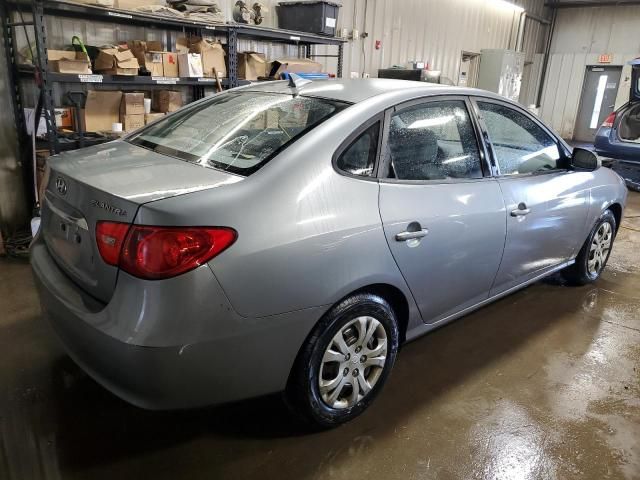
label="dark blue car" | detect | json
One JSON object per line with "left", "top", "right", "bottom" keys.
{"left": 595, "top": 59, "right": 640, "bottom": 189}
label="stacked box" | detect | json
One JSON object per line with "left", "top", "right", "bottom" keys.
{"left": 120, "top": 92, "right": 145, "bottom": 132}
{"left": 153, "top": 90, "right": 182, "bottom": 113}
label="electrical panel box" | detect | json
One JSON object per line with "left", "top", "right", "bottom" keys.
{"left": 477, "top": 49, "right": 525, "bottom": 103}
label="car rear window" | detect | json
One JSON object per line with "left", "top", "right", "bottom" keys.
{"left": 128, "top": 91, "right": 349, "bottom": 176}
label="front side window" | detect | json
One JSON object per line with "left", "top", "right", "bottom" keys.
{"left": 477, "top": 101, "right": 561, "bottom": 175}
{"left": 128, "top": 92, "right": 349, "bottom": 176}
{"left": 336, "top": 122, "right": 380, "bottom": 177}
{"left": 385, "top": 100, "right": 483, "bottom": 181}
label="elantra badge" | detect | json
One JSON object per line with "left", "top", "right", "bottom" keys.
{"left": 90, "top": 199, "right": 128, "bottom": 217}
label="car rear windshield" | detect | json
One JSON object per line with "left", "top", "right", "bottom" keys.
{"left": 128, "top": 91, "right": 349, "bottom": 176}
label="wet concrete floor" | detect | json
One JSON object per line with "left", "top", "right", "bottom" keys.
{"left": 1, "top": 193, "right": 639, "bottom": 480}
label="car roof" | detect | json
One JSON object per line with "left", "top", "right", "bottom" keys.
{"left": 241, "top": 78, "right": 507, "bottom": 104}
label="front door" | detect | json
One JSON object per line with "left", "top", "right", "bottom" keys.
{"left": 574, "top": 66, "right": 622, "bottom": 142}
{"left": 378, "top": 97, "right": 506, "bottom": 324}
{"left": 473, "top": 99, "right": 591, "bottom": 295}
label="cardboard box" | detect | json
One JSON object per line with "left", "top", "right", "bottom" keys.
{"left": 152, "top": 90, "right": 182, "bottom": 113}
{"left": 129, "top": 40, "right": 162, "bottom": 64}
{"left": 238, "top": 52, "right": 266, "bottom": 80}
{"left": 25, "top": 107, "right": 75, "bottom": 135}
{"left": 121, "top": 113, "right": 145, "bottom": 132}
{"left": 176, "top": 37, "right": 190, "bottom": 54}
{"left": 94, "top": 47, "right": 139, "bottom": 75}
{"left": 269, "top": 58, "right": 322, "bottom": 79}
{"left": 84, "top": 90, "right": 122, "bottom": 132}
{"left": 141, "top": 52, "right": 164, "bottom": 76}
{"left": 47, "top": 50, "right": 92, "bottom": 74}
{"left": 121, "top": 92, "right": 145, "bottom": 115}
{"left": 116, "top": 0, "right": 166, "bottom": 10}
{"left": 178, "top": 53, "right": 203, "bottom": 78}
{"left": 144, "top": 112, "right": 165, "bottom": 124}
{"left": 162, "top": 52, "right": 179, "bottom": 77}
{"left": 55, "top": 107, "right": 75, "bottom": 129}
{"left": 190, "top": 38, "right": 226, "bottom": 78}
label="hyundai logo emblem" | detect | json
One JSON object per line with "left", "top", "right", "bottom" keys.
{"left": 55, "top": 176, "right": 68, "bottom": 195}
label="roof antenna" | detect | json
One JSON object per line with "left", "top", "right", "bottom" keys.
{"left": 287, "top": 72, "right": 312, "bottom": 93}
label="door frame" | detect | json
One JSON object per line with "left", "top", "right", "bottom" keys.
{"left": 573, "top": 65, "right": 623, "bottom": 142}
{"left": 460, "top": 51, "right": 481, "bottom": 88}
{"left": 468, "top": 95, "right": 573, "bottom": 178}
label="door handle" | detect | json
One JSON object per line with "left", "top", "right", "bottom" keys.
{"left": 511, "top": 202, "right": 531, "bottom": 217}
{"left": 396, "top": 229, "right": 429, "bottom": 241}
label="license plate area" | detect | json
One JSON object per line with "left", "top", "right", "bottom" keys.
{"left": 42, "top": 192, "right": 98, "bottom": 288}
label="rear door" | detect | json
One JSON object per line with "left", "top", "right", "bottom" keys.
{"left": 471, "top": 98, "right": 591, "bottom": 295}
{"left": 378, "top": 96, "right": 506, "bottom": 324}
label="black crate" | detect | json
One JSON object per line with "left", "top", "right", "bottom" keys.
{"left": 276, "top": 1, "right": 341, "bottom": 36}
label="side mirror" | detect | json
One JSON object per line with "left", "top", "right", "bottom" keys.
{"left": 571, "top": 148, "right": 601, "bottom": 171}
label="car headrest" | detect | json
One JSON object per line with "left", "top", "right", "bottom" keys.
{"left": 389, "top": 128, "right": 439, "bottom": 180}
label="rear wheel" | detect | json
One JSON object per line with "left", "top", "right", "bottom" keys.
{"left": 562, "top": 209, "right": 616, "bottom": 285}
{"left": 285, "top": 293, "right": 399, "bottom": 428}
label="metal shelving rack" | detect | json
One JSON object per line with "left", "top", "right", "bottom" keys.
{"left": 1, "top": 0, "right": 345, "bottom": 159}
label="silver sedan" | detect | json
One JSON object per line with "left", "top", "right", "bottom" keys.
{"left": 31, "top": 78, "right": 628, "bottom": 427}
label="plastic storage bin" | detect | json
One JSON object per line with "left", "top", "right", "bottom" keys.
{"left": 276, "top": 1, "right": 340, "bottom": 36}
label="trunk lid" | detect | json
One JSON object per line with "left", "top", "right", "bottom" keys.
{"left": 42, "top": 141, "right": 242, "bottom": 302}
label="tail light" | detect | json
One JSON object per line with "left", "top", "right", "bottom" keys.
{"left": 602, "top": 112, "right": 616, "bottom": 128}
{"left": 96, "top": 222, "right": 130, "bottom": 266}
{"left": 96, "top": 222, "right": 236, "bottom": 280}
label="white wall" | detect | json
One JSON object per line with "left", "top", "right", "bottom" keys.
{"left": 539, "top": 5, "right": 640, "bottom": 139}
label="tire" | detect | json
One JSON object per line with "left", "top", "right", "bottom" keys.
{"left": 562, "top": 209, "right": 617, "bottom": 285}
{"left": 285, "top": 293, "right": 399, "bottom": 428}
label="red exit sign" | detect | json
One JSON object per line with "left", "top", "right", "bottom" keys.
{"left": 598, "top": 54, "right": 613, "bottom": 64}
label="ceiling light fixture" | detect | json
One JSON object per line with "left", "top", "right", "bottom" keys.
{"left": 490, "top": 0, "right": 525, "bottom": 12}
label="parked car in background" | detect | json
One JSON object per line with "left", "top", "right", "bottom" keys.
{"left": 31, "top": 79, "right": 627, "bottom": 428}
{"left": 595, "top": 58, "right": 640, "bottom": 190}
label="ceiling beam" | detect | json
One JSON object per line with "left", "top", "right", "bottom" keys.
{"left": 546, "top": 0, "right": 640, "bottom": 7}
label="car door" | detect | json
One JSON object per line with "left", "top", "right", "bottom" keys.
{"left": 471, "top": 98, "right": 591, "bottom": 296}
{"left": 378, "top": 97, "right": 507, "bottom": 324}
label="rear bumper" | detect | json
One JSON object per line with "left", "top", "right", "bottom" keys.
{"left": 31, "top": 236, "right": 324, "bottom": 409}
{"left": 612, "top": 160, "right": 640, "bottom": 191}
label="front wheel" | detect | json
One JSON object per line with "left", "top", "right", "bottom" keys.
{"left": 285, "top": 293, "right": 399, "bottom": 428}
{"left": 562, "top": 209, "right": 617, "bottom": 285}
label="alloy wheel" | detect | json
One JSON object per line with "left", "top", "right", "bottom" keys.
{"left": 588, "top": 222, "right": 612, "bottom": 276}
{"left": 318, "top": 316, "right": 388, "bottom": 409}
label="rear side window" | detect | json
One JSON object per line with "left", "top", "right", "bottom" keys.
{"left": 385, "top": 100, "right": 482, "bottom": 181}
{"left": 336, "top": 122, "right": 380, "bottom": 177}
{"left": 477, "top": 101, "right": 561, "bottom": 175}
{"left": 128, "top": 92, "right": 349, "bottom": 176}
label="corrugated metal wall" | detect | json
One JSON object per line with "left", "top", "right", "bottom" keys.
{"left": 539, "top": 5, "right": 640, "bottom": 138}
{"left": 314, "top": 0, "right": 549, "bottom": 83}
